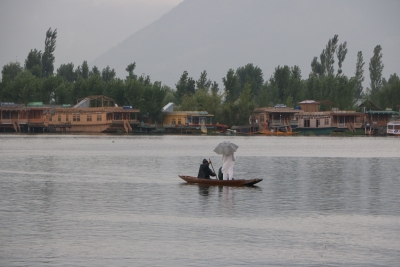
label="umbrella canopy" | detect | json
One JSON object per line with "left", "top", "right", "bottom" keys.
{"left": 213, "top": 141, "right": 238, "bottom": 155}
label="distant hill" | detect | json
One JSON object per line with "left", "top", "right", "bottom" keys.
{"left": 92, "top": 0, "right": 400, "bottom": 88}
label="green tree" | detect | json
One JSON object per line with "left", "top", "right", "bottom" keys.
{"left": 42, "top": 28, "right": 57, "bottom": 77}
{"left": 125, "top": 78, "right": 144, "bottom": 109}
{"left": 369, "top": 45, "right": 384, "bottom": 102}
{"left": 1, "top": 62, "right": 23, "bottom": 81}
{"left": 222, "top": 69, "right": 239, "bottom": 103}
{"left": 86, "top": 74, "right": 105, "bottom": 96}
{"left": 336, "top": 41, "right": 348, "bottom": 75}
{"left": 377, "top": 73, "right": 400, "bottom": 110}
{"left": 53, "top": 81, "right": 73, "bottom": 104}
{"left": 104, "top": 78, "right": 125, "bottom": 106}
{"left": 101, "top": 66, "right": 116, "bottom": 83}
{"left": 236, "top": 63, "right": 264, "bottom": 99}
{"left": 174, "top": 71, "right": 195, "bottom": 104}
{"left": 125, "top": 63, "right": 137, "bottom": 80}
{"left": 41, "top": 75, "right": 63, "bottom": 103}
{"left": 210, "top": 81, "right": 219, "bottom": 94}
{"left": 2, "top": 70, "right": 41, "bottom": 105}
{"left": 76, "top": 61, "right": 89, "bottom": 80}
{"left": 354, "top": 51, "right": 365, "bottom": 98}
{"left": 269, "top": 65, "right": 290, "bottom": 103}
{"left": 90, "top": 66, "right": 100, "bottom": 77}
{"left": 196, "top": 70, "right": 211, "bottom": 92}
{"left": 57, "top": 63, "right": 76, "bottom": 82}
{"left": 25, "top": 49, "right": 42, "bottom": 78}
{"left": 236, "top": 83, "right": 255, "bottom": 125}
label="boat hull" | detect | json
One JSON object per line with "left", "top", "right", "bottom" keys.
{"left": 294, "top": 127, "right": 337, "bottom": 135}
{"left": 178, "top": 175, "right": 263, "bottom": 186}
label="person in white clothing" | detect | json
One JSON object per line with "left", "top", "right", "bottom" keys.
{"left": 222, "top": 152, "right": 236, "bottom": 180}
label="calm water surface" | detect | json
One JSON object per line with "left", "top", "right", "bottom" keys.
{"left": 0, "top": 135, "right": 399, "bottom": 267}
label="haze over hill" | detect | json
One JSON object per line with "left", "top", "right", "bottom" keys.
{"left": 92, "top": 0, "right": 400, "bottom": 89}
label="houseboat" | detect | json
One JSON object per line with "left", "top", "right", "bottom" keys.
{"left": 387, "top": 121, "right": 400, "bottom": 136}
{"left": 252, "top": 104, "right": 300, "bottom": 131}
{"left": 330, "top": 109, "right": 366, "bottom": 133}
{"left": 365, "top": 109, "right": 400, "bottom": 135}
{"left": 294, "top": 100, "right": 336, "bottom": 135}
{"left": 0, "top": 95, "right": 140, "bottom": 133}
{"left": 161, "top": 102, "right": 214, "bottom": 134}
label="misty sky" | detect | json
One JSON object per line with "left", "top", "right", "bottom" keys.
{"left": 1, "top": 0, "right": 399, "bottom": 89}
{"left": 0, "top": 0, "right": 183, "bottom": 72}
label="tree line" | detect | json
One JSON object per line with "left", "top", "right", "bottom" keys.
{"left": 1, "top": 29, "right": 399, "bottom": 125}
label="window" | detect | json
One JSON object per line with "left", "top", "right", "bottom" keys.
{"left": 73, "top": 114, "right": 80, "bottom": 122}
{"left": 178, "top": 119, "right": 181, "bottom": 125}
{"left": 304, "top": 119, "right": 310, "bottom": 127}
{"left": 49, "top": 116, "right": 52, "bottom": 122}
{"left": 172, "top": 119, "right": 176, "bottom": 125}
{"left": 66, "top": 115, "right": 69, "bottom": 122}
{"left": 87, "top": 114, "right": 92, "bottom": 122}
{"left": 97, "top": 114, "right": 102, "bottom": 121}
{"left": 58, "top": 115, "right": 61, "bottom": 122}
{"left": 260, "top": 115, "right": 264, "bottom": 122}
{"left": 325, "top": 118, "right": 329, "bottom": 125}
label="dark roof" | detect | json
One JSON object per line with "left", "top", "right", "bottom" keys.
{"left": 366, "top": 110, "right": 399, "bottom": 115}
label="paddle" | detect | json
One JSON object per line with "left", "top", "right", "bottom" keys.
{"left": 208, "top": 158, "right": 217, "bottom": 179}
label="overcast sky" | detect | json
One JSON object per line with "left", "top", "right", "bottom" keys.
{"left": 1, "top": 0, "right": 399, "bottom": 89}
{"left": 0, "top": 0, "right": 183, "bottom": 72}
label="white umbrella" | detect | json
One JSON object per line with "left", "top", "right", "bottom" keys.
{"left": 213, "top": 141, "right": 238, "bottom": 155}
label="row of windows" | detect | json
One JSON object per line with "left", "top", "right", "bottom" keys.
{"left": 49, "top": 114, "right": 103, "bottom": 122}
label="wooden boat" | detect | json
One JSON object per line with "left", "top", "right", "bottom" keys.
{"left": 178, "top": 175, "right": 263, "bottom": 186}
{"left": 258, "top": 125, "right": 299, "bottom": 136}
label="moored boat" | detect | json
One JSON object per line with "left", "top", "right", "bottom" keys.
{"left": 387, "top": 121, "right": 400, "bottom": 136}
{"left": 178, "top": 175, "right": 263, "bottom": 186}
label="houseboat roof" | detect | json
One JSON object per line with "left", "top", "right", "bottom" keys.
{"left": 253, "top": 107, "right": 301, "bottom": 113}
{"left": 298, "top": 100, "right": 319, "bottom": 104}
{"left": 164, "top": 111, "right": 213, "bottom": 117}
{"left": 366, "top": 110, "right": 399, "bottom": 115}
{"left": 55, "top": 107, "right": 140, "bottom": 113}
{"left": 331, "top": 111, "right": 366, "bottom": 116}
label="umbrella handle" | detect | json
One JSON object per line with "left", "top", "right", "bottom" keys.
{"left": 209, "top": 158, "right": 216, "bottom": 177}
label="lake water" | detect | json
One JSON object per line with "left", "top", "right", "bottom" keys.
{"left": 0, "top": 134, "right": 399, "bottom": 267}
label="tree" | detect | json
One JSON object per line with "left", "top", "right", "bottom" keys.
{"left": 323, "top": 34, "right": 339, "bottom": 76}
{"left": 41, "top": 75, "right": 63, "bottom": 103}
{"left": 25, "top": 49, "right": 42, "bottom": 78}
{"left": 354, "top": 51, "right": 365, "bottom": 98}
{"left": 236, "top": 63, "right": 264, "bottom": 98}
{"left": 53, "top": 81, "right": 73, "bottom": 105}
{"left": 101, "top": 66, "right": 116, "bottom": 83}
{"left": 90, "top": 66, "right": 100, "bottom": 77}
{"left": 270, "top": 65, "right": 290, "bottom": 103}
{"left": 369, "top": 45, "right": 384, "bottom": 101}
{"left": 174, "top": 71, "right": 195, "bottom": 104}
{"left": 236, "top": 83, "right": 256, "bottom": 125}
{"left": 0, "top": 62, "right": 24, "bottom": 100}
{"left": 196, "top": 70, "right": 212, "bottom": 92}
{"left": 336, "top": 41, "right": 347, "bottom": 75}
{"left": 222, "top": 69, "right": 239, "bottom": 103}
{"left": 126, "top": 63, "right": 137, "bottom": 80}
{"left": 57, "top": 63, "right": 76, "bottom": 82}
{"left": 210, "top": 81, "right": 219, "bottom": 94}
{"left": 76, "top": 61, "right": 89, "bottom": 80}
{"left": 42, "top": 28, "right": 57, "bottom": 77}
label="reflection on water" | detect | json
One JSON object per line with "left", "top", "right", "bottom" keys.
{"left": 0, "top": 135, "right": 399, "bottom": 267}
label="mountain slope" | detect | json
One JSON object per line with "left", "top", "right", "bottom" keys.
{"left": 92, "top": 0, "right": 400, "bottom": 87}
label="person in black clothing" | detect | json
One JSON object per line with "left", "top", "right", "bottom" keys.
{"left": 197, "top": 158, "right": 216, "bottom": 179}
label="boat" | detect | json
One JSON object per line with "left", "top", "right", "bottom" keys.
{"left": 258, "top": 124, "right": 299, "bottom": 136}
{"left": 387, "top": 121, "right": 400, "bottom": 136}
{"left": 178, "top": 175, "right": 263, "bottom": 186}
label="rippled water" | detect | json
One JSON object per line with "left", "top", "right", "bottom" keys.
{"left": 1, "top": 134, "right": 399, "bottom": 266}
